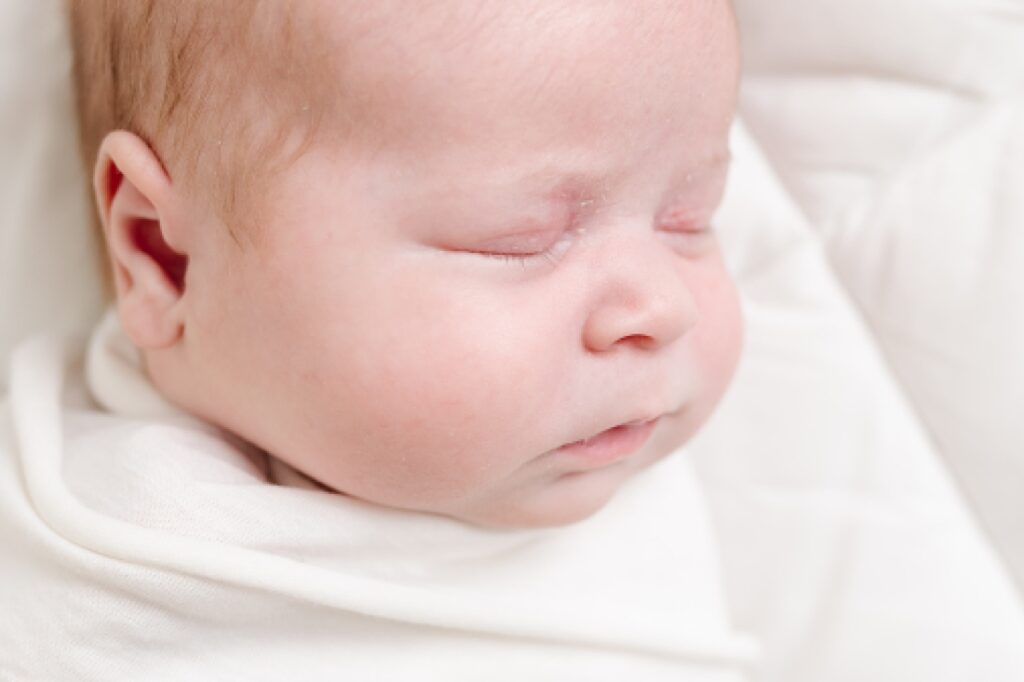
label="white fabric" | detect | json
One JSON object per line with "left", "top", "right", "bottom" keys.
{"left": 0, "top": 310, "right": 757, "bottom": 680}
{"left": 0, "top": 0, "right": 107, "bottom": 392}
{"left": 698, "top": 125, "right": 1024, "bottom": 680}
{"left": 734, "top": 0, "right": 1024, "bottom": 587}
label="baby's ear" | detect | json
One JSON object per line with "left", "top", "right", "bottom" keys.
{"left": 93, "top": 131, "right": 189, "bottom": 350}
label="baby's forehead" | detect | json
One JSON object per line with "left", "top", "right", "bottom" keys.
{"left": 314, "top": 1, "right": 731, "bottom": 77}
{"left": 306, "top": 1, "right": 737, "bottom": 145}
{"left": 233, "top": 0, "right": 735, "bottom": 248}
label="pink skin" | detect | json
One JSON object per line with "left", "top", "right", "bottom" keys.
{"left": 96, "top": 1, "right": 743, "bottom": 528}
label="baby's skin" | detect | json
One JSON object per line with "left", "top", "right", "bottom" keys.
{"left": 93, "top": 0, "right": 743, "bottom": 528}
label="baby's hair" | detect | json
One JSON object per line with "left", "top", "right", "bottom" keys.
{"left": 65, "top": 0, "right": 330, "bottom": 250}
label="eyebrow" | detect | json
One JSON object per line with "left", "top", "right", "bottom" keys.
{"left": 519, "top": 149, "right": 733, "bottom": 207}
{"left": 528, "top": 147, "right": 731, "bottom": 183}
{"left": 420, "top": 148, "right": 734, "bottom": 228}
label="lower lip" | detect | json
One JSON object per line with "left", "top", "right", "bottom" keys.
{"left": 554, "top": 418, "right": 659, "bottom": 467}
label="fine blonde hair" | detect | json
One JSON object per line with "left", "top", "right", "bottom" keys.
{"left": 65, "top": 0, "right": 329, "bottom": 248}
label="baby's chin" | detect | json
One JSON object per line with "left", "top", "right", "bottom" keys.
{"left": 447, "top": 485, "right": 622, "bottom": 530}
{"left": 441, "top": 448, "right": 674, "bottom": 530}
{"left": 271, "top": 407, "right": 701, "bottom": 530}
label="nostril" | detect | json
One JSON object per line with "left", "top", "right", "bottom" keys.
{"left": 617, "top": 333, "right": 659, "bottom": 351}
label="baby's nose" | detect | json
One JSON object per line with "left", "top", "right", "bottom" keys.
{"left": 580, "top": 235, "right": 699, "bottom": 353}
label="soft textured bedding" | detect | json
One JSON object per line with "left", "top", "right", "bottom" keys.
{"left": 735, "top": 0, "right": 1024, "bottom": 590}
{"left": 1, "top": 0, "right": 1023, "bottom": 679}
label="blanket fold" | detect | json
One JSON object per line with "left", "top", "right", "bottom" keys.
{"left": 0, "top": 309, "right": 758, "bottom": 681}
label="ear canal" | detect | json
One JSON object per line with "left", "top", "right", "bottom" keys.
{"left": 131, "top": 219, "right": 189, "bottom": 293}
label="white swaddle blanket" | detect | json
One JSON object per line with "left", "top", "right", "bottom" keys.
{"left": 0, "top": 309, "right": 759, "bottom": 680}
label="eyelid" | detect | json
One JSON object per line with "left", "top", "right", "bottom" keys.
{"left": 469, "top": 228, "right": 562, "bottom": 256}
{"left": 473, "top": 227, "right": 578, "bottom": 268}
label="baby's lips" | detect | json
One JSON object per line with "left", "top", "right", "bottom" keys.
{"left": 554, "top": 418, "right": 661, "bottom": 468}
{"left": 571, "top": 413, "right": 664, "bottom": 447}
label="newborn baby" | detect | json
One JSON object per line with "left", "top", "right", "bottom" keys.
{"left": 5, "top": 2, "right": 1022, "bottom": 680}
{"left": 0, "top": 1, "right": 757, "bottom": 679}
{"left": 72, "top": 0, "right": 743, "bottom": 529}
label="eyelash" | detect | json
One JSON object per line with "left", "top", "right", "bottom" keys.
{"left": 479, "top": 249, "right": 561, "bottom": 268}
{"left": 473, "top": 221, "right": 714, "bottom": 268}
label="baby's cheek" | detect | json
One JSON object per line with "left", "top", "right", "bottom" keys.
{"left": 688, "top": 261, "right": 744, "bottom": 399}
{"left": 343, "top": 302, "right": 549, "bottom": 488}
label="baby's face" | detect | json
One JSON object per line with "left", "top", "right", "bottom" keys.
{"left": 156, "top": 1, "right": 742, "bottom": 527}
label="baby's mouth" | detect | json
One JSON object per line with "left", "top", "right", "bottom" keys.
{"left": 554, "top": 417, "right": 661, "bottom": 468}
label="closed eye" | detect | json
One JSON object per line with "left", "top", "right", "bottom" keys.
{"left": 467, "top": 227, "right": 576, "bottom": 268}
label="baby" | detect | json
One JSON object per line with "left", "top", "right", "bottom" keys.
{"left": 6, "top": 3, "right": 1019, "bottom": 679}
{"left": 0, "top": 1, "right": 761, "bottom": 678}
{"left": 68, "top": 0, "right": 742, "bottom": 530}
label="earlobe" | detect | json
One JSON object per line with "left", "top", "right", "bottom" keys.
{"left": 94, "top": 131, "right": 189, "bottom": 350}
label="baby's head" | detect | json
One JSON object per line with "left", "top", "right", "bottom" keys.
{"left": 68, "top": 0, "right": 742, "bottom": 528}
